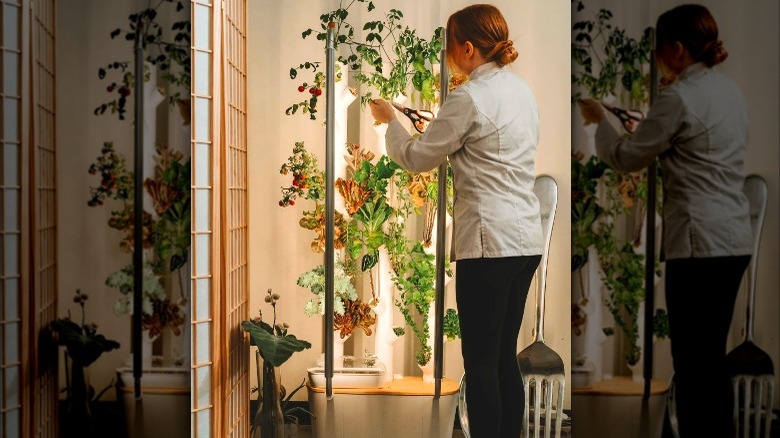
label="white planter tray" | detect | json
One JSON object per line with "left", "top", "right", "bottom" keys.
{"left": 307, "top": 366, "right": 387, "bottom": 389}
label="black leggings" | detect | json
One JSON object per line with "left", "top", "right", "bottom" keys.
{"left": 456, "top": 255, "right": 541, "bottom": 438}
{"left": 666, "top": 255, "right": 750, "bottom": 438}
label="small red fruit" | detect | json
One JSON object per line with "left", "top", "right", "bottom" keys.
{"left": 289, "top": 201, "right": 295, "bottom": 206}
{"left": 314, "top": 89, "right": 323, "bottom": 96}
{"left": 279, "top": 201, "right": 284, "bottom": 207}
{"left": 298, "top": 85, "right": 305, "bottom": 92}
{"left": 309, "top": 88, "right": 315, "bottom": 94}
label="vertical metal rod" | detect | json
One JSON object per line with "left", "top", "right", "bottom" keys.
{"left": 324, "top": 21, "right": 337, "bottom": 400}
{"left": 643, "top": 27, "right": 658, "bottom": 401}
{"left": 132, "top": 25, "right": 144, "bottom": 400}
{"left": 434, "top": 29, "right": 448, "bottom": 399}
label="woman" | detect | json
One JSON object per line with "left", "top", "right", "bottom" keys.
{"left": 370, "top": 4, "right": 542, "bottom": 437}
{"left": 579, "top": 5, "right": 751, "bottom": 437}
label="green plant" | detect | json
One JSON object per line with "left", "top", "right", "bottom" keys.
{"left": 297, "top": 261, "right": 358, "bottom": 317}
{"left": 571, "top": 152, "right": 667, "bottom": 366}
{"left": 51, "top": 290, "right": 121, "bottom": 426}
{"left": 287, "top": 1, "right": 443, "bottom": 120}
{"left": 392, "top": 242, "right": 436, "bottom": 365}
{"left": 242, "top": 289, "right": 312, "bottom": 368}
{"left": 339, "top": 145, "right": 401, "bottom": 275}
{"left": 443, "top": 308, "right": 461, "bottom": 341}
{"left": 243, "top": 290, "right": 312, "bottom": 436}
{"left": 571, "top": 2, "right": 652, "bottom": 104}
{"left": 95, "top": 0, "right": 190, "bottom": 119}
{"left": 147, "top": 144, "right": 192, "bottom": 274}
{"left": 571, "top": 3, "right": 668, "bottom": 368}
{"left": 90, "top": 142, "right": 190, "bottom": 338}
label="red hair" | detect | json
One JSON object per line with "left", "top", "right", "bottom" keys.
{"left": 656, "top": 4, "right": 727, "bottom": 67}
{"left": 446, "top": 4, "right": 517, "bottom": 70}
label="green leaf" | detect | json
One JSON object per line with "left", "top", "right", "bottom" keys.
{"left": 170, "top": 253, "right": 186, "bottom": 272}
{"left": 361, "top": 252, "right": 378, "bottom": 271}
{"left": 290, "top": 68, "right": 297, "bottom": 79}
{"left": 368, "top": 1, "right": 375, "bottom": 12}
{"left": 242, "top": 321, "right": 311, "bottom": 367}
{"left": 51, "top": 319, "right": 121, "bottom": 367}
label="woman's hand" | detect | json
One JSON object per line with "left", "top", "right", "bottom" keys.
{"left": 578, "top": 99, "right": 606, "bottom": 125}
{"left": 369, "top": 99, "right": 396, "bottom": 123}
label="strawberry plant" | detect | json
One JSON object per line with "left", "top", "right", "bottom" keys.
{"left": 286, "top": 1, "right": 443, "bottom": 120}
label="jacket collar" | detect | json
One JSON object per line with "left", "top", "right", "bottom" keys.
{"left": 678, "top": 62, "right": 708, "bottom": 80}
{"left": 469, "top": 61, "right": 504, "bottom": 80}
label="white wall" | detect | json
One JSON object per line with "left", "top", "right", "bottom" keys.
{"left": 572, "top": 0, "right": 780, "bottom": 406}
{"left": 56, "top": 0, "right": 188, "bottom": 400}
{"left": 247, "top": 0, "right": 571, "bottom": 407}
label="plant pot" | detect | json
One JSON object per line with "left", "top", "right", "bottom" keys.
{"left": 63, "top": 362, "right": 95, "bottom": 436}
{"left": 260, "top": 360, "right": 285, "bottom": 438}
{"left": 333, "top": 329, "right": 350, "bottom": 359}
{"left": 142, "top": 329, "right": 159, "bottom": 369}
{"left": 627, "top": 362, "right": 643, "bottom": 383}
{"left": 116, "top": 366, "right": 190, "bottom": 438}
{"left": 418, "top": 361, "right": 434, "bottom": 383}
{"left": 571, "top": 366, "right": 594, "bottom": 388}
{"left": 285, "top": 422, "right": 299, "bottom": 438}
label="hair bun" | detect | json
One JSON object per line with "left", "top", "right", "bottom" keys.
{"left": 702, "top": 39, "right": 728, "bottom": 66}
{"left": 487, "top": 39, "right": 518, "bottom": 67}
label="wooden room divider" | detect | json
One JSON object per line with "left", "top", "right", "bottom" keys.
{"left": 1, "top": 0, "right": 57, "bottom": 436}
{"left": 191, "top": 0, "right": 249, "bottom": 436}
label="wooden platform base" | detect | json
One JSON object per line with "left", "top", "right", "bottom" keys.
{"left": 307, "top": 377, "right": 459, "bottom": 438}
{"left": 307, "top": 376, "right": 460, "bottom": 396}
{"left": 572, "top": 377, "right": 669, "bottom": 438}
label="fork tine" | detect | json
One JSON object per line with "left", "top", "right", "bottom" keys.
{"left": 555, "top": 379, "right": 565, "bottom": 438}
{"left": 763, "top": 379, "right": 773, "bottom": 438}
{"left": 534, "top": 379, "right": 542, "bottom": 438}
{"left": 754, "top": 379, "right": 763, "bottom": 437}
{"left": 742, "top": 378, "right": 753, "bottom": 438}
{"left": 544, "top": 380, "right": 553, "bottom": 438}
{"left": 734, "top": 377, "right": 741, "bottom": 438}
{"left": 523, "top": 377, "right": 530, "bottom": 438}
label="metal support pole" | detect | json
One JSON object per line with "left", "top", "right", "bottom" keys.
{"left": 434, "top": 30, "right": 449, "bottom": 399}
{"left": 643, "top": 27, "right": 658, "bottom": 401}
{"left": 324, "top": 21, "right": 337, "bottom": 400}
{"left": 132, "top": 26, "right": 144, "bottom": 400}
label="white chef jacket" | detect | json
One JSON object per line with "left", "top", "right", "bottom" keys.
{"left": 596, "top": 62, "right": 752, "bottom": 260}
{"left": 386, "top": 61, "right": 543, "bottom": 261}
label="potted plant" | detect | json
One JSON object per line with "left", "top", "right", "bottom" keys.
{"left": 88, "top": 142, "right": 189, "bottom": 353}
{"left": 83, "top": 3, "right": 191, "bottom": 435}
{"left": 285, "top": 1, "right": 443, "bottom": 118}
{"left": 242, "top": 289, "right": 312, "bottom": 438}
{"left": 571, "top": 3, "right": 668, "bottom": 374}
{"left": 51, "top": 290, "right": 121, "bottom": 436}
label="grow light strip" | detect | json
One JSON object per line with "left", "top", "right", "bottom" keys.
{"left": 434, "top": 29, "right": 449, "bottom": 399}
{"left": 324, "top": 21, "right": 337, "bottom": 400}
{"left": 643, "top": 27, "right": 659, "bottom": 401}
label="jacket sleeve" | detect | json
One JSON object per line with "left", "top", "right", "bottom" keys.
{"left": 385, "top": 88, "right": 478, "bottom": 173}
{"left": 596, "top": 89, "right": 686, "bottom": 173}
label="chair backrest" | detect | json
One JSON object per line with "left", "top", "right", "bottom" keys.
{"left": 532, "top": 174, "right": 558, "bottom": 340}
{"left": 534, "top": 175, "right": 558, "bottom": 259}
{"left": 743, "top": 175, "right": 768, "bottom": 262}
{"left": 742, "top": 174, "right": 768, "bottom": 340}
